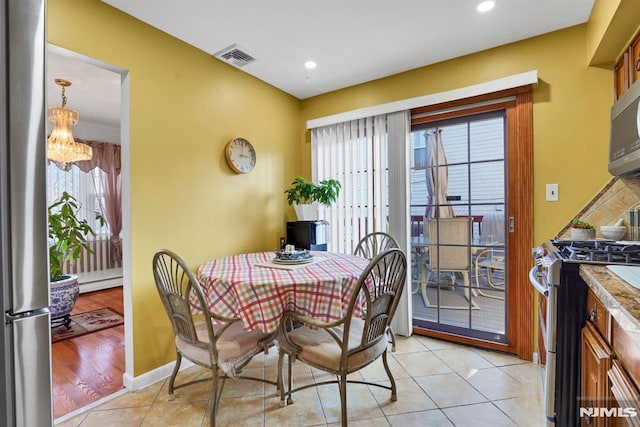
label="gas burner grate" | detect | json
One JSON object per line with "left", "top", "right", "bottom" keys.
{"left": 551, "top": 240, "right": 640, "bottom": 265}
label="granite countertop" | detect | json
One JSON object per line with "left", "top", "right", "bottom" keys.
{"left": 579, "top": 265, "right": 640, "bottom": 340}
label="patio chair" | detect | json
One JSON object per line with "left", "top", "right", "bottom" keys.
{"left": 474, "top": 247, "right": 505, "bottom": 300}
{"left": 277, "top": 248, "right": 407, "bottom": 426}
{"left": 353, "top": 231, "right": 400, "bottom": 351}
{"left": 422, "top": 217, "right": 478, "bottom": 310}
{"left": 152, "top": 249, "right": 276, "bottom": 427}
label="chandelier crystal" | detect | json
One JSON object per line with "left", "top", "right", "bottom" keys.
{"left": 47, "top": 79, "right": 92, "bottom": 163}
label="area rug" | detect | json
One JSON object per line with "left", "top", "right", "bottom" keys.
{"left": 51, "top": 307, "right": 124, "bottom": 343}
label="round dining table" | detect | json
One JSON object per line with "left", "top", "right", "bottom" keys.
{"left": 196, "top": 251, "right": 370, "bottom": 334}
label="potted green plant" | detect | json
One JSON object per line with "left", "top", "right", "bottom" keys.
{"left": 285, "top": 176, "right": 341, "bottom": 220}
{"left": 570, "top": 218, "right": 595, "bottom": 240}
{"left": 48, "top": 191, "right": 99, "bottom": 328}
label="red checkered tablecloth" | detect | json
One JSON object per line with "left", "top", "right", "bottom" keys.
{"left": 196, "top": 251, "right": 369, "bottom": 334}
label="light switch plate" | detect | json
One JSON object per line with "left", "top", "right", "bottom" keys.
{"left": 546, "top": 184, "right": 558, "bottom": 202}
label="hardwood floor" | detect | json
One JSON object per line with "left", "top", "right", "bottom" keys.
{"left": 51, "top": 287, "right": 125, "bottom": 420}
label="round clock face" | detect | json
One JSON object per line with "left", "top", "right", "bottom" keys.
{"left": 224, "top": 137, "right": 256, "bottom": 174}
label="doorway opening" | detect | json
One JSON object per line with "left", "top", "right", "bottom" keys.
{"left": 47, "top": 45, "right": 131, "bottom": 421}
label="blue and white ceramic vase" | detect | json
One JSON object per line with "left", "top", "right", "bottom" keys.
{"left": 49, "top": 274, "right": 79, "bottom": 320}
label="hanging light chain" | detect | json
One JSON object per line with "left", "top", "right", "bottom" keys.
{"left": 60, "top": 85, "right": 67, "bottom": 108}
{"left": 54, "top": 78, "right": 72, "bottom": 108}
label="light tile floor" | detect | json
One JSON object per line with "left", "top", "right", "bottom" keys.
{"left": 55, "top": 335, "right": 545, "bottom": 427}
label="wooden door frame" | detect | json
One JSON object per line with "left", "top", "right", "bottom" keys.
{"left": 411, "top": 86, "right": 534, "bottom": 360}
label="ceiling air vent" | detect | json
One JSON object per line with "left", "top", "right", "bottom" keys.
{"left": 214, "top": 44, "right": 256, "bottom": 68}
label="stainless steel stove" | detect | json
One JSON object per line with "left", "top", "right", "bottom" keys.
{"left": 528, "top": 239, "right": 640, "bottom": 426}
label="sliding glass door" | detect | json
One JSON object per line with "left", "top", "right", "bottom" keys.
{"left": 311, "top": 87, "right": 533, "bottom": 357}
{"left": 410, "top": 111, "right": 507, "bottom": 343}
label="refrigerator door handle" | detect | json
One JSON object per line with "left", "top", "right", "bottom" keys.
{"left": 5, "top": 307, "right": 50, "bottom": 324}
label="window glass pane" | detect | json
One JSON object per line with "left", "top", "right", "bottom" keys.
{"left": 470, "top": 161, "right": 505, "bottom": 204}
{"left": 445, "top": 163, "right": 469, "bottom": 208}
{"left": 46, "top": 164, "right": 109, "bottom": 237}
{"left": 470, "top": 116, "right": 504, "bottom": 162}
{"left": 410, "top": 168, "right": 428, "bottom": 217}
{"left": 441, "top": 123, "right": 468, "bottom": 164}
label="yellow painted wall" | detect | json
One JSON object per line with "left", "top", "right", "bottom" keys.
{"left": 47, "top": 0, "right": 635, "bottom": 377}
{"left": 300, "top": 24, "right": 613, "bottom": 245}
{"left": 48, "top": 0, "right": 301, "bottom": 374}
{"left": 586, "top": 0, "right": 640, "bottom": 67}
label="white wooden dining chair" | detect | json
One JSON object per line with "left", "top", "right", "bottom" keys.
{"left": 152, "top": 249, "right": 277, "bottom": 427}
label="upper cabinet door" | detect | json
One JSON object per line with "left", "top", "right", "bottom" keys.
{"left": 614, "top": 52, "right": 629, "bottom": 102}
{"left": 614, "top": 30, "right": 640, "bottom": 101}
{"left": 631, "top": 36, "right": 640, "bottom": 86}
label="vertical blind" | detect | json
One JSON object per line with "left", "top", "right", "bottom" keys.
{"left": 311, "top": 111, "right": 411, "bottom": 337}
{"left": 312, "top": 116, "right": 389, "bottom": 254}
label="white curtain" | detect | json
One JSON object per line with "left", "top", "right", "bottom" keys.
{"left": 46, "top": 163, "right": 105, "bottom": 237}
{"left": 311, "top": 110, "right": 412, "bottom": 337}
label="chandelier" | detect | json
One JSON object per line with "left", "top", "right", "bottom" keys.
{"left": 47, "top": 78, "right": 92, "bottom": 163}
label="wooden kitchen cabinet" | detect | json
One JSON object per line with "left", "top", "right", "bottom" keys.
{"left": 608, "top": 360, "right": 640, "bottom": 427}
{"left": 582, "top": 321, "right": 613, "bottom": 427}
{"left": 587, "top": 288, "right": 610, "bottom": 340}
{"left": 614, "top": 31, "right": 640, "bottom": 101}
{"left": 632, "top": 36, "right": 640, "bottom": 85}
{"left": 611, "top": 315, "right": 640, "bottom": 393}
{"left": 614, "top": 53, "right": 629, "bottom": 102}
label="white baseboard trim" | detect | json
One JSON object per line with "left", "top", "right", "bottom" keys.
{"left": 78, "top": 267, "right": 123, "bottom": 293}
{"left": 79, "top": 278, "right": 122, "bottom": 293}
{"left": 122, "top": 358, "right": 194, "bottom": 392}
{"left": 532, "top": 351, "right": 539, "bottom": 364}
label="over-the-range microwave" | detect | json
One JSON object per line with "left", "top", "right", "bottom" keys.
{"left": 609, "top": 78, "right": 640, "bottom": 177}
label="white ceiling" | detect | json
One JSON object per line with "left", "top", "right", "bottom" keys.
{"left": 48, "top": 0, "right": 595, "bottom": 131}
{"left": 47, "top": 48, "right": 122, "bottom": 131}
{"left": 102, "top": 0, "right": 595, "bottom": 100}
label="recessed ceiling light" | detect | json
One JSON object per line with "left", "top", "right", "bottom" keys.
{"left": 477, "top": 1, "right": 495, "bottom": 13}
{"left": 304, "top": 61, "right": 317, "bottom": 70}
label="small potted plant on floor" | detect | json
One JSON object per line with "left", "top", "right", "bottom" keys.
{"left": 570, "top": 218, "right": 595, "bottom": 240}
{"left": 48, "top": 191, "right": 99, "bottom": 328}
{"left": 285, "top": 176, "right": 341, "bottom": 220}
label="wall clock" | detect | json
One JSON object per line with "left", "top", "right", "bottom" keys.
{"left": 224, "top": 137, "right": 256, "bottom": 174}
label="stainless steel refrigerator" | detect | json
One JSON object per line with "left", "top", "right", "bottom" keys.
{"left": 1, "top": 0, "right": 53, "bottom": 425}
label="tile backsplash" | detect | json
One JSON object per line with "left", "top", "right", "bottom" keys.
{"left": 557, "top": 177, "right": 640, "bottom": 240}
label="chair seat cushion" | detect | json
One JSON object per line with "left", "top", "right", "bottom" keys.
{"left": 286, "top": 317, "right": 388, "bottom": 372}
{"left": 175, "top": 320, "right": 268, "bottom": 375}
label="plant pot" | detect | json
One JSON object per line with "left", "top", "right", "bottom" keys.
{"left": 570, "top": 228, "right": 595, "bottom": 240}
{"left": 50, "top": 274, "right": 79, "bottom": 328}
{"left": 294, "top": 203, "right": 319, "bottom": 221}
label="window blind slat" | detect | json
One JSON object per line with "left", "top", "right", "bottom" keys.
{"left": 313, "top": 114, "right": 391, "bottom": 253}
